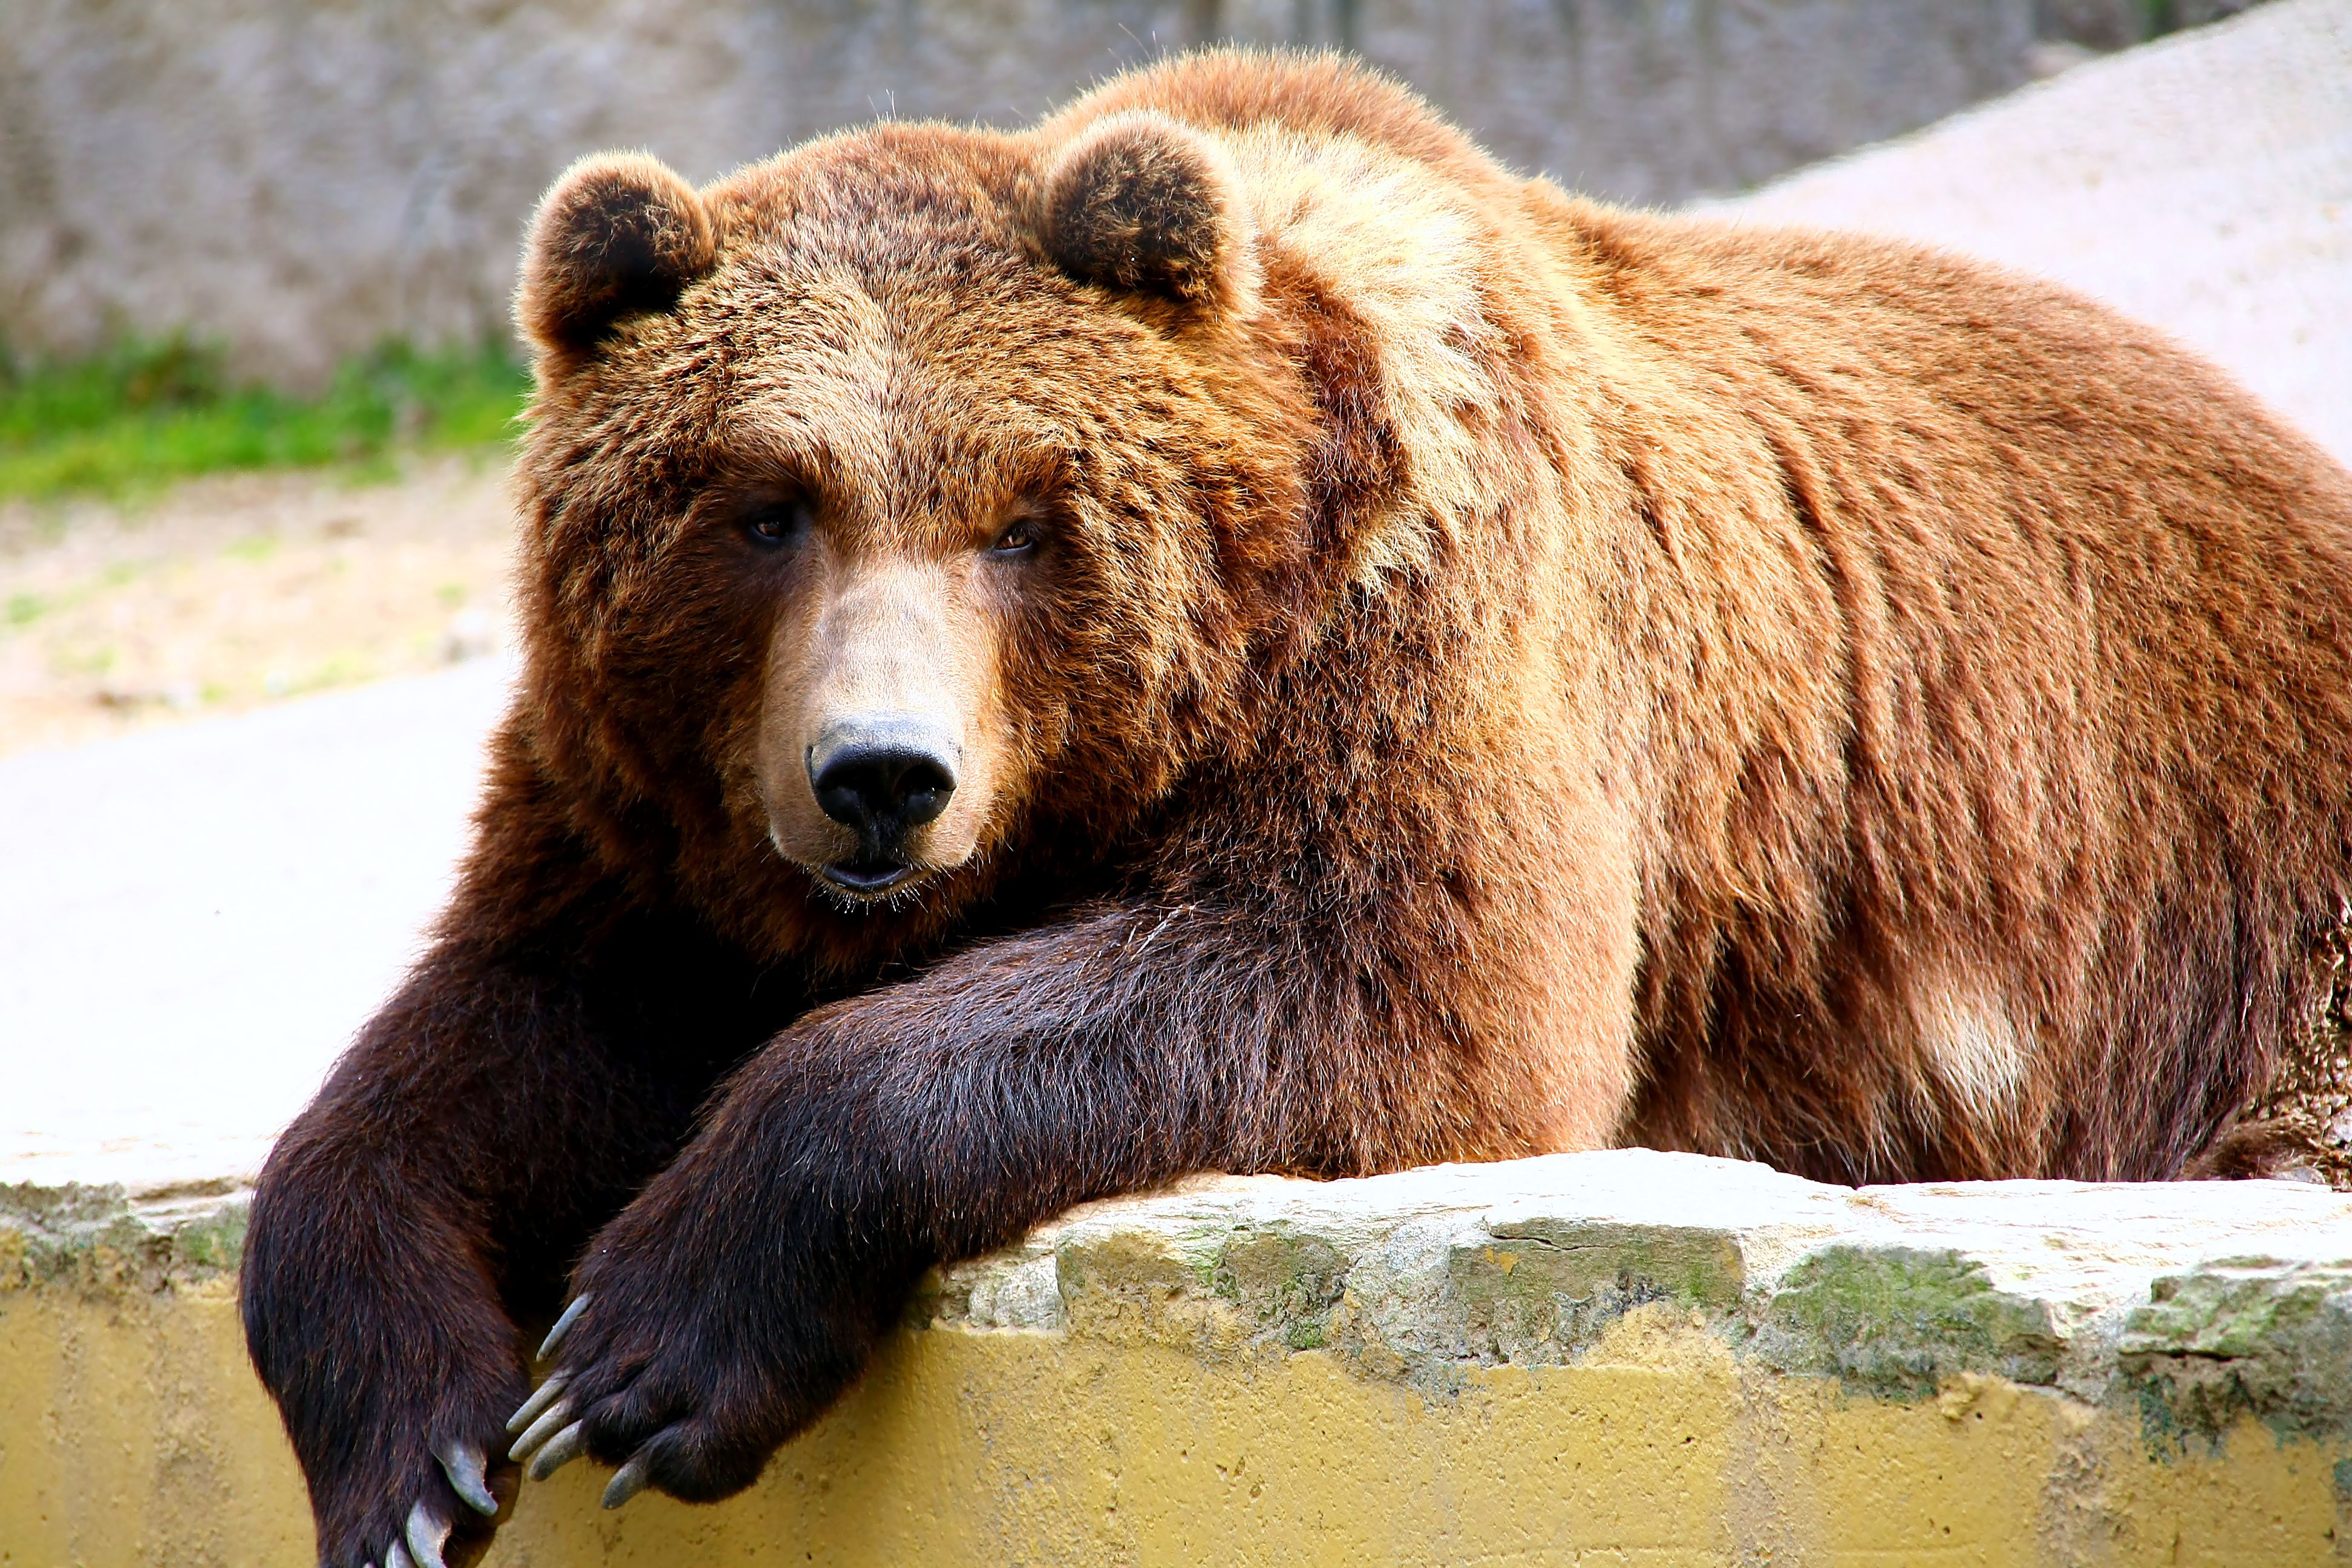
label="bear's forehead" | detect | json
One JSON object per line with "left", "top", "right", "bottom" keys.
{"left": 707, "top": 128, "right": 1033, "bottom": 287}
{"left": 642, "top": 136, "right": 1164, "bottom": 460}
{"left": 670, "top": 252, "right": 1116, "bottom": 465}
{"left": 678, "top": 134, "right": 1106, "bottom": 385}
{"left": 558, "top": 126, "right": 1196, "bottom": 520}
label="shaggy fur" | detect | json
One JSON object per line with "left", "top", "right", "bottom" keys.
{"left": 243, "top": 50, "right": 2352, "bottom": 1566}
{"left": 515, "top": 152, "right": 716, "bottom": 354}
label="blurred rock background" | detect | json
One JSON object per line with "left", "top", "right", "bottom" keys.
{"left": 0, "top": 0, "right": 2260, "bottom": 385}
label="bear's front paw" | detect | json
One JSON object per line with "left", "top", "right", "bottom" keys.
{"left": 313, "top": 1426, "right": 510, "bottom": 1568}
{"left": 506, "top": 1233, "right": 872, "bottom": 1509}
{"left": 256, "top": 1305, "right": 524, "bottom": 1568}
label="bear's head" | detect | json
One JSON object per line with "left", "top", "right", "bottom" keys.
{"left": 508, "top": 114, "right": 1338, "bottom": 958}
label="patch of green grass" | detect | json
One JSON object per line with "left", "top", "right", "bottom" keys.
{"left": 0, "top": 336, "right": 531, "bottom": 502}
{"left": 58, "top": 644, "right": 117, "bottom": 678}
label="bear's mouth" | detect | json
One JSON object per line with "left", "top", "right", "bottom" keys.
{"left": 819, "top": 855, "right": 921, "bottom": 898}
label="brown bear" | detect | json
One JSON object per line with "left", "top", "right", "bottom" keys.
{"left": 241, "top": 48, "right": 2352, "bottom": 1568}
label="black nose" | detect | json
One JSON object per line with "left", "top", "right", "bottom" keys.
{"left": 806, "top": 717, "right": 960, "bottom": 848}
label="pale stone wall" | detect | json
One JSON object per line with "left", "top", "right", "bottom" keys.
{"left": 6, "top": 1151, "right": 2350, "bottom": 1564}
{"left": 0, "top": 0, "right": 2039, "bottom": 385}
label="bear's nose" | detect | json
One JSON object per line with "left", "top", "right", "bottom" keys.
{"left": 806, "top": 716, "right": 961, "bottom": 848}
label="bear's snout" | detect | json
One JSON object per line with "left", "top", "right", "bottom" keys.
{"left": 805, "top": 714, "right": 961, "bottom": 885}
{"left": 751, "top": 550, "right": 1007, "bottom": 901}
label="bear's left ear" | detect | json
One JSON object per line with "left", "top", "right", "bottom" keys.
{"left": 516, "top": 152, "right": 718, "bottom": 358}
{"left": 1034, "top": 113, "right": 1259, "bottom": 322}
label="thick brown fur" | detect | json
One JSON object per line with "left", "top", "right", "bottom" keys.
{"left": 244, "top": 50, "right": 2352, "bottom": 1565}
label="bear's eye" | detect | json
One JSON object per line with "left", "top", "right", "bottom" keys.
{"left": 742, "top": 497, "right": 812, "bottom": 549}
{"left": 990, "top": 518, "right": 1039, "bottom": 556}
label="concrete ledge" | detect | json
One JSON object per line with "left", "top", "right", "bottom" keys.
{"left": 5, "top": 1152, "right": 2350, "bottom": 1564}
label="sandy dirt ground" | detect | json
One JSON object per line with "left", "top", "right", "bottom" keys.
{"left": 0, "top": 453, "right": 515, "bottom": 756}
{"left": 0, "top": 656, "right": 512, "bottom": 1186}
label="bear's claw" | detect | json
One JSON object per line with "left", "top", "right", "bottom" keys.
{"left": 526, "top": 1419, "right": 590, "bottom": 1481}
{"left": 602, "top": 1452, "right": 652, "bottom": 1510}
{"left": 432, "top": 1437, "right": 499, "bottom": 1517}
{"left": 505, "top": 1382, "right": 573, "bottom": 1457}
{"left": 537, "top": 1295, "right": 590, "bottom": 1362}
{"left": 506, "top": 1371, "right": 571, "bottom": 1437}
{"left": 403, "top": 1498, "right": 453, "bottom": 1568}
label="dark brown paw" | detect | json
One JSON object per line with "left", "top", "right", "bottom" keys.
{"left": 315, "top": 1429, "right": 512, "bottom": 1568}
{"left": 506, "top": 1283, "right": 794, "bottom": 1509}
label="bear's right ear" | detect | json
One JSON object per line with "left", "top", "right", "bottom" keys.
{"left": 516, "top": 152, "right": 717, "bottom": 356}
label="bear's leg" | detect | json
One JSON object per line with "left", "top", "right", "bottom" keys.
{"left": 515, "top": 878, "right": 1642, "bottom": 1507}
{"left": 243, "top": 909, "right": 785, "bottom": 1568}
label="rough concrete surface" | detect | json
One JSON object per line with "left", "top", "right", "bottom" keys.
{"left": 0, "top": 656, "right": 511, "bottom": 1188}
{"left": 5, "top": 1152, "right": 2350, "bottom": 1563}
{"left": 1711, "top": 0, "right": 2352, "bottom": 466}
{"left": 0, "top": 0, "right": 2041, "bottom": 382}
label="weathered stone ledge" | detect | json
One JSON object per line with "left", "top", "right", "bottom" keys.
{"left": 7, "top": 1150, "right": 2351, "bottom": 1564}
{"left": 928, "top": 1150, "right": 2352, "bottom": 1449}
{"left": 12, "top": 1150, "right": 2348, "bottom": 1448}
{"left": 0, "top": 1176, "right": 250, "bottom": 1295}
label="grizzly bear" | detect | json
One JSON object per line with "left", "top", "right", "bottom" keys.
{"left": 242, "top": 48, "right": 2352, "bottom": 1568}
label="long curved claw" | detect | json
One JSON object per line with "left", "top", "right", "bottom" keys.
{"left": 537, "top": 1295, "right": 590, "bottom": 1363}
{"left": 508, "top": 1396, "right": 575, "bottom": 1464}
{"left": 385, "top": 1544, "right": 416, "bottom": 1568}
{"left": 405, "top": 1498, "right": 452, "bottom": 1568}
{"left": 602, "top": 1451, "right": 652, "bottom": 1511}
{"left": 506, "top": 1371, "right": 571, "bottom": 1436}
{"left": 526, "top": 1419, "right": 589, "bottom": 1482}
{"left": 433, "top": 1436, "right": 499, "bottom": 1518}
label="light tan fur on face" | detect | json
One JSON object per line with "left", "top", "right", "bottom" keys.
{"left": 675, "top": 256, "right": 1056, "bottom": 904}
{"left": 757, "top": 549, "right": 1004, "bottom": 886}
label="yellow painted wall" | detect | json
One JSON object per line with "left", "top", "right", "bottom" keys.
{"left": 3, "top": 1285, "right": 2343, "bottom": 1567}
